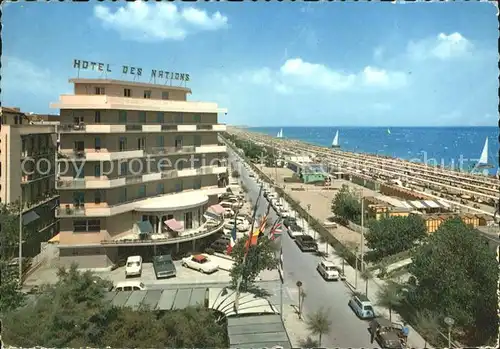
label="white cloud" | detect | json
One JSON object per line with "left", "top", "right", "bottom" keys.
{"left": 93, "top": 2, "right": 228, "bottom": 42}
{"left": 373, "top": 46, "right": 384, "bottom": 60}
{"left": 407, "top": 32, "right": 472, "bottom": 60}
{"left": 236, "top": 58, "right": 408, "bottom": 94}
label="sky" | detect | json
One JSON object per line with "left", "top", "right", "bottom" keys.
{"left": 1, "top": 1, "right": 498, "bottom": 127}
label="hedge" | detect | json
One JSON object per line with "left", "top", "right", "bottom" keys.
{"left": 222, "top": 135, "right": 362, "bottom": 272}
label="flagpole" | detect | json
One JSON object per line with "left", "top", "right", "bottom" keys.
{"left": 234, "top": 184, "right": 264, "bottom": 313}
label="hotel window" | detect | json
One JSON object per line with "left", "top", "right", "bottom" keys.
{"left": 73, "top": 115, "right": 84, "bottom": 124}
{"left": 95, "top": 137, "right": 101, "bottom": 151}
{"left": 175, "top": 114, "right": 183, "bottom": 124}
{"left": 139, "top": 111, "right": 146, "bottom": 123}
{"left": 139, "top": 185, "right": 146, "bottom": 198}
{"left": 144, "top": 90, "right": 151, "bottom": 99}
{"left": 194, "top": 135, "right": 201, "bottom": 147}
{"left": 137, "top": 137, "right": 145, "bottom": 150}
{"left": 94, "top": 190, "right": 102, "bottom": 205}
{"left": 178, "top": 159, "right": 184, "bottom": 171}
{"left": 119, "top": 111, "right": 127, "bottom": 123}
{"left": 94, "top": 164, "right": 101, "bottom": 177}
{"left": 74, "top": 219, "right": 101, "bottom": 232}
{"left": 95, "top": 111, "right": 101, "bottom": 123}
{"left": 194, "top": 114, "right": 201, "bottom": 123}
{"left": 175, "top": 136, "right": 183, "bottom": 149}
{"left": 120, "top": 162, "right": 128, "bottom": 176}
{"left": 184, "top": 212, "right": 193, "bottom": 229}
{"left": 175, "top": 181, "right": 183, "bottom": 193}
{"left": 95, "top": 87, "right": 105, "bottom": 95}
{"left": 157, "top": 136, "right": 164, "bottom": 147}
{"left": 124, "top": 88, "right": 132, "bottom": 97}
{"left": 162, "top": 91, "right": 169, "bottom": 100}
{"left": 156, "top": 183, "right": 164, "bottom": 194}
{"left": 194, "top": 178, "right": 202, "bottom": 190}
{"left": 157, "top": 112, "right": 164, "bottom": 123}
{"left": 119, "top": 137, "right": 127, "bottom": 151}
{"left": 119, "top": 188, "right": 127, "bottom": 202}
{"left": 73, "top": 192, "right": 85, "bottom": 206}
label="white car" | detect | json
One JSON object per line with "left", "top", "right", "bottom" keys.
{"left": 182, "top": 254, "right": 219, "bottom": 274}
{"left": 114, "top": 281, "right": 147, "bottom": 291}
{"left": 279, "top": 209, "right": 291, "bottom": 218}
{"left": 125, "top": 256, "right": 143, "bottom": 277}
{"left": 317, "top": 260, "right": 340, "bottom": 281}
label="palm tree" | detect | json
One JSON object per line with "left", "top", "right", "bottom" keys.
{"left": 305, "top": 308, "right": 332, "bottom": 346}
{"left": 299, "top": 336, "right": 320, "bottom": 348}
{"left": 360, "top": 268, "right": 373, "bottom": 297}
{"left": 332, "top": 241, "right": 356, "bottom": 275}
{"left": 376, "top": 281, "right": 403, "bottom": 321}
{"left": 413, "top": 310, "right": 439, "bottom": 348}
{"left": 318, "top": 234, "right": 330, "bottom": 255}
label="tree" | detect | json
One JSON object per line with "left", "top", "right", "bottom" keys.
{"left": 408, "top": 218, "right": 498, "bottom": 345}
{"left": 299, "top": 336, "right": 320, "bottom": 348}
{"left": 376, "top": 281, "right": 403, "bottom": 321}
{"left": 0, "top": 260, "right": 26, "bottom": 314}
{"left": 229, "top": 235, "right": 279, "bottom": 291}
{"left": 413, "top": 310, "right": 440, "bottom": 348}
{"left": 305, "top": 308, "right": 332, "bottom": 346}
{"left": 364, "top": 215, "right": 427, "bottom": 261}
{"left": 318, "top": 234, "right": 330, "bottom": 256}
{"left": 331, "top": 185, "right": 361, "bottom": 223}
{"left": 333, "top": 241, "right": 356, "bottom": 275}
{"left": 360, "top": 268, "right": 373, "bottom": 297}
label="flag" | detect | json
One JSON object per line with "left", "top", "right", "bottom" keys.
{"left": 269, "top": 219, "right": 283, "bottom": 241}
{"left": 226, "top": 216, "right": 238, "bottom": 255}
{"left": 245, "top": 229, "right": 261, "bottom": 249}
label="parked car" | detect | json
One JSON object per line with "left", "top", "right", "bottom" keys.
{"left": 317, "top": 260, "right": 340, "bottom": 281}
{"left": 348, "top": 293, "right": 376, "bottom": 319}
{"left": 283, "top": 217, "right": 297, "bottom": 228}
{"left": 181, "top": 254, "right": 219, "bottom": 274}
{"left": 211, "top": 239, "right": 230, "bottom": 253}
{"left": 295, "top": 235, "right": 318, "bottom": 252}
{"left": 279, "top": 209, "right": 291, "bottom": 218}
{"left": 369, "top": 318, "right": 405, "bottom": 349}
{"left": 287, "top": 223, "right": 304, "bottom": 239}
{"left": 152, "top": 254, "right": 177, "bottom": 279}
{"left": 125, "top": 255, "right": 142, "bottom": 277}
{"left": 113, "top": 281, "right": 147, "bottom": 291}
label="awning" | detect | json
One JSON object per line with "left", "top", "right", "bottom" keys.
{"left": 48, "top": 233, "right": 60, "bottom": 244}
{"left": 137, "top": 220, "right": 153, "bottom": 234}
{"left": 165, "top": 219, "right": 183, "bottom": 231}
{"left": 22, "top": 211, "right": 40, "bottom": 226}
{"left": 208, "top": 204, "right": 225, "bottom": 215}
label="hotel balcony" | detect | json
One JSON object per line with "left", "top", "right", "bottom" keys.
{"left": 100, "top": 218, "right": 225, "bottom": 247}
{"left": 55, "top": 185, "right": 227, "bottom": 218}
{"left": 58, "top": 123, "right": 227, "bottom": 134}
{"left": 56, "top": 165, "right": 228, "bottom": 190}
{"left": 50, "top": 95, "right": 228, "bottom": 114}
{"left": 58, "top": 145, "right": 227, "bottom": 161}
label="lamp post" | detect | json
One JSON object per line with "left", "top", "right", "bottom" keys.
{"left": 359, "top": 189, "right": 365, "bottom": 272}
{"left": 18, "top": 197, "right": 24, "bottom": 288}
{"left": 307, "top": 204, "right": 314, "bottom": 239}
{"left": 444, "top": 316, "right": 455, "bottom": 348}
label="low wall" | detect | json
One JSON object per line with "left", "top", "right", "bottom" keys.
{"left": 223, "top": 136, "right": 362, "bottom": 272}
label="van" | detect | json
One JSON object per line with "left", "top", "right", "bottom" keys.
{"left": 348, "top": 293, "right": 375, "bottom": 319}
{"left": 113, "top": 281, "right": 147, "bottom": 292}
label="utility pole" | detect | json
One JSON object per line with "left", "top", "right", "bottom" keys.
{"left": 18, "top": 197, "right": 23, "bottom": 287}
{"left": 360, "top": 190, "right": 364, "bottom": 272}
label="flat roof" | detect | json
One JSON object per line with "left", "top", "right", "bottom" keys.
{"left": 69, "top": 78, "right": 192, "bottom": 93}
{"left": 228, "top": 314, "right": 291, "bottom": 349}
{"left": 136, "top": 191, "right": 209, "bottom": 212}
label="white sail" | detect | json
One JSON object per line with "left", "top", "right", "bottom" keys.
{"left": 332, "top": 130, "right": 339, "bottom": 147}
{"left": 478, "top": 137, "right": 489, "bottom": 165}
{"left": 276, "top": 131, "right": 280, "bottom": 137}
{"left": 278, "top": 128, "right": 283, "bottom": 138}
{"left": 387, "top": 128, "right": 391, "bottom": 135}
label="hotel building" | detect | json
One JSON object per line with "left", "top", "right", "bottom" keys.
{"left": 51, "top": 79, "right": 228, "bottom": 268}
{"left": 0, "top": 107, "right": 60, "bottom": 257}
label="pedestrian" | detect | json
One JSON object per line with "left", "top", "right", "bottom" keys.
{"left": 402, "top": 322, "right": 410, "bottom": 346}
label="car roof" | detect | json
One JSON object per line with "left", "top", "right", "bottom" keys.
{"left": 115, "top": 281, "right": 143, "bottom": 287}
{"left": 126, "top": 256, "right": 142, "bottom": 262}
{"left": 355, "top": 293, "right": 371, "bottom": 302}
{"left": 154, "top": 254, "right": 172, "bottom": 261}
{"left": 321, "top": 260, "right": 336, "bottom": 267}
{"left": 193, "top": 254, "right": 207, "bottom": 262}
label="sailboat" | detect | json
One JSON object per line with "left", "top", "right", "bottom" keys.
{"left": 387, "top": 128, "right": 391, "bottom": 135}
{"left": 331, "top": 130, "right": 340, "bottom": 148}
{"left": 472, "top": 137, "right": 493, "bottom": 173}
{"left": 277, "top": 128, "right": 283, "bottom": 138}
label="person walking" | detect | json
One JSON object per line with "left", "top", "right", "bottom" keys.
{"left": 402, "top": 322, "right": 410, "bottom": 347}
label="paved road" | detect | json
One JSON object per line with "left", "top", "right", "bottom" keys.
{"left": 230, "top": 151, "right": 376, "bottom": 348}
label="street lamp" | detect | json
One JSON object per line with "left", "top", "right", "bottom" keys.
{"left": 444, "top": 316, "right": 455, "bottom": 348}
{"left": 296, "top": 280, "right": 303, "bottom": 319}
{"left": 306, "top": 204, "right": 314, "bottom": 239}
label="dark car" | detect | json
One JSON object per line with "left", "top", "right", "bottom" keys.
{"left": 210, "top": 239, "right": 230, "bottom": 253}
{"left": 283, "top": 217, "right": 297, "bottom": 228}
{"left": 369, "top": 318, "right": 405, "bottom": 349}
{"left": 295, "top": 235, "right": 318, "bottom": 252}
{"left": 152, "top": 255, "right": 177, "bottom": 279}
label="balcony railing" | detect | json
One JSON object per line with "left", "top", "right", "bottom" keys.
{"left": 57, "top": 123, "right": 226, "bottom": 133}
{"left": 59, "top": 123, "right": 86, "bottom": 132}
{"left": 147, "top": 146, "right": 196, "bottom": 155}
{"left": 57, "top": 205, "right": 87, "bottom": 217}
{"left": 100, "top": 218, "right": 224, "bottom": 246}
{"left": 57, "top": 178, "right": 86, "bottom": 189}
{"left": 125, "top": 174, "right": 142, "bottom": 185}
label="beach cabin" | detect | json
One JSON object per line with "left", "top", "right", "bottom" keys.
{"left": 477, "top": 214, "right": 495, "bottom": 227}
{"left": 302, "top": 172, "right": 328, "bottom": 184}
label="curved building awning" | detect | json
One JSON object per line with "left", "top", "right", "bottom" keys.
{"left": 136, "top": 191, "right": 209, "bottom": 212}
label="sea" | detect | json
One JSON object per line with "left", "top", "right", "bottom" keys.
{"left": 248, "top": 126, "right": 499, "bottom": 175}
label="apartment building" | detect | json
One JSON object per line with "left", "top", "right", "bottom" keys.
{"left": 51, "top": 78, "right": 228, "bottom": 268}
{"left": 0, "top": 107, "right": 60, "bottom": 257}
